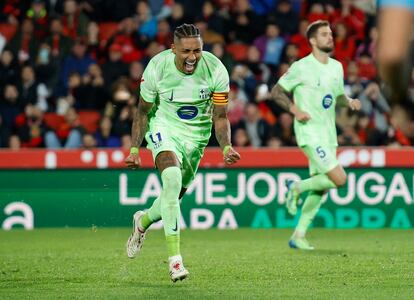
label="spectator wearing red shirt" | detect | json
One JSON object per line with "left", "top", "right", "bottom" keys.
{"left": 333, "top": 22, "right": 355, "bottom": 72}
{"left": 290, "top": 19, "right": 311, "bottom": 58}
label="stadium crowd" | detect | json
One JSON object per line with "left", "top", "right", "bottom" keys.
{"left": 0, "top": 0, "right": 413, "bottom": 150}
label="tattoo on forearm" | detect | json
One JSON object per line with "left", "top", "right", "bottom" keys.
{"left": 271, "top": 84, "right": 294, "bottom": 111}
{"left": 131, "top": 99, "right": 151, "bottom": 147}
{"left": 213, "top": 106, "right": 231, "bottom": 149}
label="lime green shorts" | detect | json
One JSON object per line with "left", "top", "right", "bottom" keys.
{"left": 301, "top": 144, "right": 339, "bottom": 176}
{"left": 145, "top": 123, "right": 205, "bottom": 188}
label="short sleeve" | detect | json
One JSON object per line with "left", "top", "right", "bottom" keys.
{"left": 212, "top": 61, "right": 230, "bottom": 105}
{"left": 139, "top": 60, "right": 158, "bottom": 103}
{"left": 335, "top": 63, "right": 345, "bottom": 98}
{"left": 277, "top": 62, "right": 301, "bottom": 93}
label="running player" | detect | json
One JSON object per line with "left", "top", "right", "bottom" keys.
{"left": 124, "top": 24, "right": 241, "bottom": 281}
{"left": 270, "top": 20, "right": 361, "bottom": 250}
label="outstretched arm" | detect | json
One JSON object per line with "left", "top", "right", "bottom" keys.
{"left": 270, "top": 84, "right": 311, "bottom": 122}
{"left": 336, "top": 94, "right": 361, "bottom": 111}
{"left": 212, "top": 104, "right": 240, "bottom": 165}
{"left": 125, "top": 97, "right": 153, "bottom": 168}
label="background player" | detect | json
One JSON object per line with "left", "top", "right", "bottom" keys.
{"left": 124, "top": 24, "right": 240, "bottom": 281}
{"left": 377, "top": 0, "right": 414, "bottom": 104}
{"left": 271, "top": 20, "right": 361, "bottom": 250}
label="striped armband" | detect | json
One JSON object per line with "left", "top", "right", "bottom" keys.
{"left": 212, "top": 92, "right": 229, "bottom": 105}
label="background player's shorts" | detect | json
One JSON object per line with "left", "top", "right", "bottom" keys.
{"left": 145, "top": 123, "right": 205, "bottom": 188}
{"left": 301, "top": 144, "right": 339, "bottom": 176}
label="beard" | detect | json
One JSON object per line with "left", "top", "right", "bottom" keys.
{"left": 319, "top": 45, "right": 333, "bottom": 53}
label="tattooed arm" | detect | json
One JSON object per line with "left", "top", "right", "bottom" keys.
{"left": 212, "top": 104, "right": 240, "bottom": 165}
{"left": 270, "top": 83, "right": 311, "bottom": 123}
{"left": 125, "top": 96, "right": 153, "bottom": 168}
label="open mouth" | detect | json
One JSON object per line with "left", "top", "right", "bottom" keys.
{"left": 184, "top": 60, "right": 196, "bottom": 73}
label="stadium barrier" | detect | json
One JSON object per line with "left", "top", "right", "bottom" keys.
{"left": 1, "top": 148, "right": 413, "bottom": 230}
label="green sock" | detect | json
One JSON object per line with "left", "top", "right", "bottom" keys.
{"left": 139, "top": 213, "right": 153, "bottom": 231}
{"left": 166, "top": 235, "right": 180, "bottom": 257}
{"left": 146, "top": 197, "right": 161, "bottom": 224}
{"left": 295, "top": 191, "right": 324, "bottom": 237}
{"left": 298, "top": 174, "right": 336, "bottom": 193}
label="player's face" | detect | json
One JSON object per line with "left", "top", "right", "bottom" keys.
{"left": 313, "top": 26, "right": 334, "bottom": 53}
{"left": 172, "top": 37, "right": 203, "bottom": 74}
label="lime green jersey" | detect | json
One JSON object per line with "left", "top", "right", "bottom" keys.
{"left": 140, "top": 49, "right": 229, "bottom": 145}
{"left": 278, "top": 54, "right": 345, "bottom": 147}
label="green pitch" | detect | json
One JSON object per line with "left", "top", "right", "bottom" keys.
{"left": 1, "top": 228, "right": 414, "bottom": 299}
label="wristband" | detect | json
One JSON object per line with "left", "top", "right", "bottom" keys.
{"left": 223, "top": 145, "right": 232, "bottom": 156}
{"left": 130, "top": 147, "right": 139, "bottom": 155}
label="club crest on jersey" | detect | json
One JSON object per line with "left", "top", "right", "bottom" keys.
{"left": 199, "top": 88, "right": 210, "bottom": 100}
{"left": 322, "top": 94, "right": 333, "bottom": 109}
{"left": 177, "top": 106, "right": 198, "bottom": 120}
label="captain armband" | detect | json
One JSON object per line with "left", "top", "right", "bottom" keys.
{"left": 212, "top": 92, "right": 229, "bottom": 105}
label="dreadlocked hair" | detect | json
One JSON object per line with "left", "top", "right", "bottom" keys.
{"left": 174, "top": 24, "right": 200, "bottom": 40}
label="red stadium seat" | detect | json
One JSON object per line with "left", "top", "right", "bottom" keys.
{"left": 226, "top": 43, "right": 248, "bottom": 61}
{"left": 0, "top": 23, "right": 17, "bottom": 41}
{"left": 43, "top": 113, "right": 65, "bottom": 131}
{"left": 78, "top": 110, "right": 101, "bottom": 133}
{"left": 99, "top": 22, "right": 118, "bottom": 44}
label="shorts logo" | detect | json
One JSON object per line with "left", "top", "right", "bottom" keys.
{"left": 199, "top": 88, "right": 210, "bottom": 100}
{"left": 149, "top": 132, "right": 162, "bottom": 149}
{"left": 322, "top": 94, "right": 333, "bottom": 109}
{"left": 177, "top": 106, "right": 198, "bottom": 120}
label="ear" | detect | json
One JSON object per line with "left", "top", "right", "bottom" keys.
{"left": 171, "top": 43, "right": 176, "bottom": 54}
{"left": 309, "top": 37, "right": 316, "bottom": 47}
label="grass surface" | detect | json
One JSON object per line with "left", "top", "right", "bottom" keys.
{"left": 1, "top": 228, "right": 414, "bottom": 299}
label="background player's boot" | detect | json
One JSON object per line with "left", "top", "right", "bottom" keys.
{"left": 169, "top": 255, "right": 189, "bottom": 282}
{"left": 126, "top": 211, "right": 147, "bottom": 258}
{"left": 285, "top": 180, "right": 300, "bottom": 215}
{"left": 289, "top": 237, "right": 315, "bottom": 250}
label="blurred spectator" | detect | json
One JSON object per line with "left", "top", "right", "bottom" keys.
{"left": 281, "top": 43, "right": 299, "bottom": 65}
{"left": 198, "top": 1, "right": 225, "bottom": 35}
{"left": 229, "top": 0, "right": 261, "bottom": 44}
{"left": 0, "top": 0, "right": 30, "bottom": 24}
{"left": 105, "top": 77, "right": 135, "bottom": 121}
{"left": 270, "top": 112, "right": 296, "bottom": 146}
{"left": 59, "top": 38, "right": 96, "bottom": 95}
{"left": 233, "top": 128, "right": 251, "bottom": 147}
{"left": 45, "top": 107, "right": 85, "bottom": 148}
{"left": 0, "top": 115, "right": 11, "bottom": 148}
{"left": 14, "top": 104, "right": 48, "bottom": 148}
{"left": 290, "top": 19, "right": 311, "bottom": 58}
{"left": 356, "top": 26, "right": 377, "bottom": 60}
{"left": 149, "top": 0, "right": 173, "bottom": 21}
{"left": 102, "top": 43, "right": 129, "bottom": 90}
{"left": 211, "top": 42, "right": 235, "bottom": 74}
{"left": 236, "top": 102, "right": 270, "bottom": 147}
{"left": 34, "top": 43, "right": 60, "bottom": 91}
{"left": 194, "top": 19, "right": 225, "bottom": 46}
{"left": 128, "top": 61, "right": 144, "bottom": 91}
{"left": 26, "top": 0, "right": 49, "bottom": 40}
{"left": 230, "top": 64, "right": 257, "bottom": 100}
{"left": 344, "top": 60, "right": 364, "bottom": 98}
{"left": 101, "top": 0, "right": 136, "bottom": 22}
{"left": 333, "top": 22, "right": 356, "bottom": 71}
{"left": 136, "top": 0, "right": 157, "bottom": 40}
{"left": 359, "top": 82, "right": 391, "bottom": 136}
{"left": 18, "top": 65, "right": 49, "bottom": 111}
{"left": 267, "top": 136, "right": 283, "bottom": 148}
{"left": 61, "top": 0, "right": 90, "bottom": 39}
{"left": 244, "top": 45, "right": 271, "bottom": 83}
{"left": 56, "top": 72, "right": 80, "bottom": 114}
{"left": 307, "top": 3, "right": 330, "bottom": 24}
{"left": 82, "top": 132, "right": 97, "bottom": 149}
{"left": 167, "top": 3, "right": 190, "bottom": 30}
{"left": 8, "top": 19, "right": 38, "bottom": 64}
{"left": 8, "top": 134, "right": 21, "bottom": 150}
{"left": 0, "top": 84, "right": 21, "bottom": 129}
{"left": 356, "top": 52, "right": 377, "bottom": 82}
{"left": 110, "top": 18, "right": 143, "bottom": 64}
{"left": 253, "top": 23, "right": 285, "bottom": 68}
{"left": 333, "top": 0, "right": 365, "bottom": 41}
{"left": 94, "top": 116, "right": 121, "bottom": 147}
{"left": 227, "top": 83, "right": 246, "bottom": 126}
{"left": 267, "top": 0, "right": 299, "bottom": 36}
{"left": 75, "top": 63, "right": 107, "bottom": 110}
{"left": 45, "top": 18, "right": 73, "bottom": 59}
{"left": 121, "top": 134, "right": 132, "bottom": 150}
{"left": 338, "top": 124, "right": 360, "bottom": 146}
{"left": 155, "top": 19, "right": 173, "bottom": 49}
{"left": 0, "top": 49, "right": 20, "bottom": 88}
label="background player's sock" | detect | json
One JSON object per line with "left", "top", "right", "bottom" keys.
{"left": 159, "top": 166, "right": 182, "bottom": 255}
{"left": 294, "top": 191, "right": 324, "bottom": 238}
{"left": 166, "top": 235, "right": 180, "bottom": 257}
{"left": 297, "top": 174, "right": 336, "bottom": 193}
